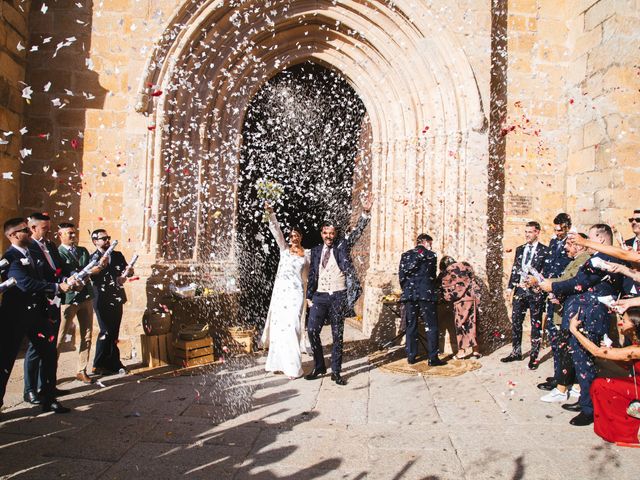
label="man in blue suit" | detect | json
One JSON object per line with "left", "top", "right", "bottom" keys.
{"left": 539, "top": 213, "right": 573, "bottom": 388}
{"left": 304, "top": 195, "right": 373, "bottom": 385}
{"left": 0, "top": 218, "right": 71, "bottom": 414}
{"left": 501, "top": 221, "right": 551, "bottom": 369}
{"left": 538, "top": 223, "right": 623, "bottom": 426}
{"left": 398, "top": 234, "right": 445, "bottom": 366}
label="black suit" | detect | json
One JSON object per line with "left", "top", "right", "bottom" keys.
{"left": 91, "top": 249, "right": 128, "bottom": 372}
{"left": 306, "top": 214, "right": 370, "bottom": 374}
{"left": 0, "top": 246, "right": 59, "bottom": 406}
{"left": 507, "top": 242, "right": 550, "bottom": 360}
{"left": 23, "top": 238, "right": 68, "bottom": 396}
{"left": 398, "top": 245, "right": 439, "bottom": 362}
{"left": 623, "top": 237, "right": 640, "bottom": 295}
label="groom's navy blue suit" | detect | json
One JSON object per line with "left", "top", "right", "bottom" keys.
{"left": 306, "top": 214, "right": 370, "bottom": 374}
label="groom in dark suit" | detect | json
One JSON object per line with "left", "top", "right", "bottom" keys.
{"left": 304, "top": 195, "right": 373, "bottom": 385}
{"left": 398, "top": 234, "right": 446, "bottom": 366}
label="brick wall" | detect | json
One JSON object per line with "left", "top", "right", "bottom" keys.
{"left": 0, "top": 0, "right": 29, "bottom": 250}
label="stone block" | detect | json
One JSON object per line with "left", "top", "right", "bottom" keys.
{"left": 572, "top": 24, "right": 602, "bottom": 58}
{"left": 510, "top": 0, "right": 540, "bottom": 14}
{"left": 567, "top": 147, "right": 596, "bottom": 174}
{"left": 583, "top": 120, "right": 606, "bottom": 147}
{"left": 55, "top": 108, "right": 86, "bottom": 128}
{"left": 1, "top": 2, "right": 28, "bottom": 37}
{"left": 584, "top": 0, "right": 616, "bottom": 31}
{"left": 0, "top": 51, "right": 25, "bottom": 85}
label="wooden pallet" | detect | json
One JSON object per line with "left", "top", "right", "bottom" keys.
{"left": 140, "top": 333, "right": 172, "bottom": 368}
{"left": 173, "top": 336, "right": 214, "bottom": 368}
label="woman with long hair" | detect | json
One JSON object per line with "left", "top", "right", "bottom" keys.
{"left": 260, "top": 203, "right": 310, "bottom": 379}
{"left": 569, "top": 307, "right": 640, "bottom": 444}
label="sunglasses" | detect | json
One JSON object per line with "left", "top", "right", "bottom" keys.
{"left": 629, "top": 218, "right": 640, "bottom": 223}
{"left": 11, "top": 227, "right": 30, "bottom": 235}
{"left": 95, "top": 236, "right": 111, "bottom": 241}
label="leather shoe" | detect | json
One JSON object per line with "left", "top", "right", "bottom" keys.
{"left": 562, "top": 402, "right": 582, "bottom": 412}
{"left": 407, "top": 357, "right": 417, "bottom": 365}
{"left": 41, "top": 401, "right": 70, "bottom": 414}
{"left": 23, "top": 391, "right": 41, "bottom": 405}
{"left": 537, "top": 381, "right": 557, "bottom": 391}
{"left": 76, "top": 371, "right": 93, "bottom": 384}
{"left": 428, "top": 358, "right": 447, "bottom": 367}
{"left": 528, "top": 359, "right": 539, "bottom": 370}
{"left": 500, "top": 353, "right": 522, "bottom": 363}
{"left": 569, "top": 412, "right": 593, "bottom": 426}
{"left": 545, "top": 376, "right": 556, "bottom": 383}
{"left": 331, "top": 373, "right": 347, "bottom": 385}
{"left": 304, "top": 367, "right": 327, "bottom": 380}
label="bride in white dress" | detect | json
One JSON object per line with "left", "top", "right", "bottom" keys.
{"left": 260, "top": 204, "right": 310, "bottom": 378}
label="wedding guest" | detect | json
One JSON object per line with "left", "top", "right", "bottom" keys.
{"left": 440, "top": 259, "right": 482, "bottom": 359}
{"left": 530, "top": 234, "right": 590, "bottom": 400}
{"left": 542, "top": 213, "right": 573, "bottom": 381}
{"left": 23, "top": 213, "right": 68, "bottom": 404}
{"left": 501, "top": 221, "right": 550, "bottom": 369}
{"left": 398, "top": 234, "right": 445, "bottom": 366}
{"left": 91, "top": 229, "right": 132, "bottom": 375}
{"left": 569, "top": 308, "right": 640, "bottom": 444}
{"left": 0, "top": 218, "right": 71, "bottom": 414}
{"left": 57, "top": 223, "right": 97, "bottom": 384}
{"left": 538, "top": 224, "right": 624, "bottom": 426}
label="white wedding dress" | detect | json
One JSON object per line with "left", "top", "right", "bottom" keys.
{"left": 261, "top": 212, "right": 310, "bottom": 378}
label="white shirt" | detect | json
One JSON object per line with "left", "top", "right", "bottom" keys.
{"left": 520, "top": 241, "right": 539, "bottom": 283}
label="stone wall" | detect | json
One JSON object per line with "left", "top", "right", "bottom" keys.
{"left": 0, "top": 0, "right": 29, "bottom": 251}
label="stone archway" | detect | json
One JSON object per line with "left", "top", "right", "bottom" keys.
{"left": 135, "top": 0, "right": 488, "bottom": 334}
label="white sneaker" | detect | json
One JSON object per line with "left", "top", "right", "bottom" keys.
{"left": 540, "top": 388, "right": 569, "bottom": 403}
{"left": 569, "top": 386, "right": 580, "bottom": 398}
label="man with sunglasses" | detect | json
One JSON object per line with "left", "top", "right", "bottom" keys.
{"left": 90, "top": 229, "right": 133, "bottom": 375}
{"left": 623, "top": 210, "right": 640, "bottom": 296}
{"left": 0, "top": 218, "right": 71, "bottom": 414}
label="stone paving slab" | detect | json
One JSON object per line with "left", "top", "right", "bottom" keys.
{"left": 2, "top": 324, "right": 640, "bottom": 480}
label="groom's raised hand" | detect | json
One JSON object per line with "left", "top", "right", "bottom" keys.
{"left": 362, "top": 192, "right": 374, "bottom": 213}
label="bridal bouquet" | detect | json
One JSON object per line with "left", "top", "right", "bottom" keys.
{"left": 256, "top": 179, "right": 284, "bottom": 222}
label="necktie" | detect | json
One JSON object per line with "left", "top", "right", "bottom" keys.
{"left": 321, "top": 247, "right": 331, "bottom": 269}
{"left": 70, "top": 245, "right": 78, "bottom": 259}
{"left": 38, "top": 240, "right": 56, "bottom": 270}
{"left": 524, "top": 245, "right": 533, "bottom": 266}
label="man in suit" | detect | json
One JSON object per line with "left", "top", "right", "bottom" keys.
{"left": 0, "top": 218, "right": 71, "bottom": 413}
{"left": 23, "top": 213, "right": 69, "bottom": 404}
{"left": 622, "top": 209, "right": 640, "bottom": 295}
{"left": 501, "top": 221, "right": 550, "bottom": 369}
{"left": 532, "top": 234, "right": 590, "bottom": 398}
{"left": 304, "top": 195, "right": 373, "bottom": 385}
{"left": 91, "top": 229, "right": 133, "bottom": 374}
{"left": 538, "top": 224, "right": 623, "bottom": 426}
{"left": 398, "top": 234, "right": 446, "bottom": 366}
{"left": 540, "top": 213, "right": 573, "bottom": 386}
{"left": 57, "top": 223, "right": 99, "bottom": 383}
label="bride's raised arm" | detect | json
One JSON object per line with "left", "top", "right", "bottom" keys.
{"left": 267, "top": 207, "right": 288, "bottom": 252}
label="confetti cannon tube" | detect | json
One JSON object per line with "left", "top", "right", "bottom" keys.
{"left": 0, "top": 277, "right": 16, "bottom": 293}
{"left": 121, "top": 254, "right": 139, "bottom": 279}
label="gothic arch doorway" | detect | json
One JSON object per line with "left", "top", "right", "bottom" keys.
{"left": 238, "top": 62, "right": 371, "bottom": 324}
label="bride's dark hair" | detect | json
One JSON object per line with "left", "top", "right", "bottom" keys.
{"left": 289, "top": 226, "right": 303, "bottom": 238}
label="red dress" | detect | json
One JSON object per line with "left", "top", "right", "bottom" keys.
{"left": 591, "top": 360, "right": 640, "bottom": 444}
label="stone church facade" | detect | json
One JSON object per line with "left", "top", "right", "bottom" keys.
{"left": 0, "top": 0, "right": 638, "bottom": 356}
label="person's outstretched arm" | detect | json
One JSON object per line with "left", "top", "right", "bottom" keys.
{"left": 347, "top": 193, "right": 373, "bottom": 248}
{"left": 569, "top": 313, "right": 640, "bottom": 361}
{"left": 569, "top": 233, "right": 640, "bottom": 263}
{"left": 265, "top": 203, "right": 287, "bottom": 252}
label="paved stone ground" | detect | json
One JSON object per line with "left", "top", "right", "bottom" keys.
{"left": 1, "top": 326, "right": 639, "bottom": 480}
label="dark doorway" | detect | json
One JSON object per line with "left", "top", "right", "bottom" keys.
{"left": 237, "top": 62, "right": 367, "bottom": 326}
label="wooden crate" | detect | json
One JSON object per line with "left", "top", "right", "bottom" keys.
{"left": 140, "top": 333, "right": 172, "bottom": 368}
{"left": 173, "top": 336, "right": 214, "bottom": 368}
